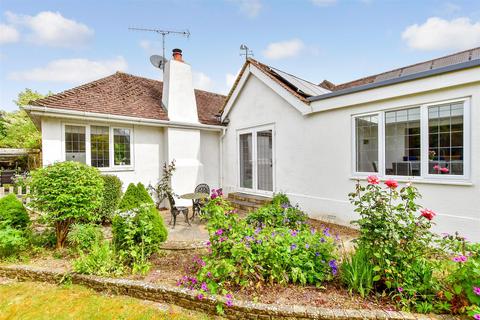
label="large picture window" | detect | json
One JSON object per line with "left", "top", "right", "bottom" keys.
{"left": 64, "top": 124, "right": 132, "bottom": 169}
{"left": 91, "top": 126, "right": 109, "bottom": 168}
{"left": 353, "top": 99, "right": 468, "bottom": 181}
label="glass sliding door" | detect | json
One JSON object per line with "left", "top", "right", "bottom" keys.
{"left": 257, "top": 130, "right": 273, "bottom": 191}
{"left": 239, "top": 133, "right": 253, "bottom": 189}
{"left": 238, "top": 126, "right": 274, "bottom": 194}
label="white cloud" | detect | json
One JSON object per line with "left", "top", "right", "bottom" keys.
{"left": 5, "top": 11, "right": 94, "bottom": 47}
{"left": 0, "top": 24, "right": 20, "bottom": 44}
{"left": 225, "top": 73, "right": 237, "bottom": 89}
{"left": 9, "top": 56, "right": 127, "bottom": 83}
{"left": 402, "top": 17, "right": 480, "bottom": 51}
{"left": 230, "top": 0, "right": 262, "bottom": 18}
{"left": 262, "top": 38, "right": 305, "bottom": 60}
{"left": 193, "top": 72, "right": 214, "bottom": 91}
{"left": 311, "top": 0, "right": 337, "bottom": 7}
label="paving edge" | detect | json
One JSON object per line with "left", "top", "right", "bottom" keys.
{"left": 0, "top": 265, "right": 465, "bottom": 320}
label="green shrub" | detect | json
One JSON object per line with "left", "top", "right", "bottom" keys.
{"left": 29, "top": 161, "right": 104, "bottom": 249}
{"left": 245, "top": 194, "right": 307, "bottom": 229}
{"left": 185, "top": 197, "right": 338, "bottom": 294}
{"left": 67, "top": 223, "right": 104, "bottom": 252}
{"left": 112, "top": 204, "right": 167, "bottom": 274}
{"left": 0, "top": 227, "right": 28, "bottom": 257}
{"left": 118, "top": 183, "right": 151, "bottom": 210}
{"left": 29, "top": 228, "right": 56, "bottom": 249}
{"left": 136, "top": 183, "right": 154, "bottom": 205}
{"left": 0, "top": 194, "right": 30, "bottom": 230}
{"left": 73, "top": 241, "right": 123, "bottom": 276}
{"left": 98, "top": 175, "right": 122, "bottom": 222}
{"left": 340, "top": 247, "right": 374, "bottom": 298}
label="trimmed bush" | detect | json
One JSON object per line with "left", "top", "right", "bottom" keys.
{"left": 29, "top": 161, "right": 104, "bottom": 249}
{"left": 136, "top": 183, "right": 154, "bottom": 205}
{"left": 98, "top": 175, "right": 122, "bottom": 222}
{"left": 0, "top": 226, "right": 28, "bottom": 257}
{"left": 67, "top": 223, "right": 104, "bottom": 252}
{"left": 118, "top": 183, "right": 154, "bottom": 211}
{"left": 0, "top": 194, "right": 30, "bottom": 230}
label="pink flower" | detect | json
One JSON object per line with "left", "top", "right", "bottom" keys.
{"left": 474, "top": 314, "right": 480, "bottom": 320}
{"left": 453, "top": 255, "right": 468, "bottom": 263}
{"left": 384, "top": 179, "right": 398, "bottom": 189}
{"left": 197, "top": 293, "right": 204, "bottom": 300}
{"left": 473, "top": 286, "right": 480, "bottom": 296}
{"left": 420, "top": 208, "right": 436, "bottom": 221}
{"left": 440, "top": 167, "right": 449, "bottom": 173}
{"left": 433, "top": 164, "right": 440, "bottom": 171}
{"left": 215, "top": 229, "right": 223, "bottom": 236}
{"left": 397, "top": 287, "right": 404, "bottom": 293}
{"left": 367, "top": 175, "right": 380, "bottom": 185}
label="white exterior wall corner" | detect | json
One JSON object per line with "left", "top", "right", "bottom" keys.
{"left": 222, "top": 73, "right": 480, "bottom": 242}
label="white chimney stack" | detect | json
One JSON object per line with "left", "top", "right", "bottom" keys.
{"left": 162, "top": 49, "right": 199, "bottom": 123}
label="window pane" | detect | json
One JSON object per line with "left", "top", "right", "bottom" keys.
{"left": 239, "top": 133, "right": 253, "bottom": 188}
{"left": 385, "top": 107, "right": 421, "bottom": 176}
{"left": 355, "top": 115, "right": 378, "bottom": 173}
{"left": 65, "top": 125, "right": 86, "bottom": 163}
{"left": 91, "top": 126, "right": 109, "bottom": 168}
{"left": 114, "top": 128, "right": 131, "bottom": 166}
{"left": 428, "top": 102, "right": 464, "bottom": 175}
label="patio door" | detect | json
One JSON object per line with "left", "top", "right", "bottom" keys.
{"left": 238, "top": 126, "right": 274, "bottom": 194}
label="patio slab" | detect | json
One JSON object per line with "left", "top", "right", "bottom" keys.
{"left": 160, "top": 209, "right": 210, "bottom": 250}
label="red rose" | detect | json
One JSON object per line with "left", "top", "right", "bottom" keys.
{"left": 367, "top": 175, "right": 380, "bottom": 185}
{"left": 420, "top": 208, "right": 436, "bottom": 220}
{"left": 384, "top": 179, "right": 398, "bottom": 189}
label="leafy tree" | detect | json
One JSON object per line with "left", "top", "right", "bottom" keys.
{"left": 0, "top": 89, "right": 50, "bottom": 149}
{"left": 29, "top": 161, "right": 104, "bottom": 249}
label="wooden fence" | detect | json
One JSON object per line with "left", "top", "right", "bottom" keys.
{"left": 0, "top": 186, "right": 31, "bottom": 204}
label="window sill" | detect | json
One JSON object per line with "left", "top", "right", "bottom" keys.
{"left": 98, "top": 167, "right": 135, "bottom": 173}
{"left": 350, "top": 176, "right": 473, "bottom": 186}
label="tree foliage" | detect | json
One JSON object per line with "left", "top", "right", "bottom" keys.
{"left": 0, "top": 194, "right": 30, "bottom": 230}
{"left": 0, "top": 88, "right": 50, "bottom": 149}
{"left": 29, "top": 161, "right": 104, "bottom": 249}
{"left": 98, "top": 175, "right": 123, "bottom": 222}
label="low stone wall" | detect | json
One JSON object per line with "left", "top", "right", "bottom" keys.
{"left": 0, "top": 265, "right": 464, "bottom": 320}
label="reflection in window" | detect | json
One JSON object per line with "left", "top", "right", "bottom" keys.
{"left": 428, "top": 103, "right": 464, "bottom": 175}
{"left": 355, "top": 115, "right": 378, "bottom": 173}
{"left": 113, "top": 128, "right": 131, "bottom": 166}
{"left": 91, "top": 126, "right": 109, "bottom": 168}
{"left": 239, "top": 133, "right": 253, "bottom": 188}
{"left": 385, "top": 108, "right": 421, "bottom": 176}
{"left": 65, "top": 125, "right": 86, "bottom": 163}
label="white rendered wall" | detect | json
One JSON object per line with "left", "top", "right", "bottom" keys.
{"left": 41, "top": 118, "right": 63, "bottom": 166}
{"left": 201, "top": 130, "right": 221, "bottom": 190}
{"left": 222, "top": 74, "right": 480, "bottom": 242}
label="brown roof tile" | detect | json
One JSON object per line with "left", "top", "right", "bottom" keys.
{"left": 31, "top": 72, "right": 225, "bottom": 125}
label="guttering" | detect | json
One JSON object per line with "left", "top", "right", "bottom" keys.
{"left": 308, "top": 59, "right": 480, "bottom": 102}
{"left": 23, "top": 105, "right": 225, "bottom": 132}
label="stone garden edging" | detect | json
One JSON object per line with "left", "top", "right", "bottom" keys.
{"left": 0, "top": 265, "right": 464, "bottom": 320}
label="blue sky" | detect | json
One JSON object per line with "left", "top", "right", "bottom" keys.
{"left": 1, "top": 0, "right": 479, "bottom": 111}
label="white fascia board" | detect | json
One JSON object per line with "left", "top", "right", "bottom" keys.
{"left": 221, "top": 64, "right": 311, "bottom": 121}
{"left": 23, "top": 105, "right": 224, "bottom": 132}
{"left": 309, "top": 66, "right": 480, "bottom": 114}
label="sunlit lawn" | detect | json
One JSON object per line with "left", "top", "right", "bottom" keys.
{"left": 0, "top": 281, "right": 217, "bottom": 320}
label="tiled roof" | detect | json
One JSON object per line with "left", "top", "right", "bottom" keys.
{"left": 30, "top": 72, "right": 226, "bottom": 125}
{"left": 330, "top": 47, "right": 480, "bottom": 91}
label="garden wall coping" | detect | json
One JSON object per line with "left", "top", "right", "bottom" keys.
{"left": 0, "top": 265, "right": 466, "bottom": 320}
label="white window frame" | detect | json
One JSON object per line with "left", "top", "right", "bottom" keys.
{"left": 62, "top": 122, "right": 134, "bottom": 171}
{"left": 351, "top": 97, "right": 470, "bottom": 183}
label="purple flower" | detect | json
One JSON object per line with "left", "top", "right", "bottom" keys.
{"left": 290, "top": 230, "right": 298, "bottom": 237}
{"left": 225, "top": 294, "right": 233, "bottom": 299}
{"left": 310, "top": 228, "right": 316, "bottom": 235}
{"left": 323, "top": 228, "right": 331, "bottom": 237}
{"left": 315, "top": 252, "right": 320, "bottom": 257}
{"left": 290, "top": 244, "right": 297, "bottom": 250}
{"left": 197, "top": 293, "right": 204, "bottom": 300}
{"left": 206, "top": 272, "right": 212, "bottom": 278}
{"left": 281, "top": 203, "right": 290, "bottom": 209}
{"left": 201, "top": 282, "right": 208, "bottom": 291}
{"left": 474, "top": 315, "right": 480, "bottom": 320}
{"left": 271, "top": 232, "right": 276, "bottom": 237}
{"left": 329, "top": 259, "right": 338, "bottom": 276}
{"left": 226, "top": 300, "right": 233, "bottom": 307}
{"left": 320, "top": 238, "right": 325, "bottom": 243}
{"left": 255, "top": 227, "right": 262, "bottom": 234}
{"left": 206, "top": 241, "right": 211, "bottom": 246}
{"left": 397, "top": 287, "right": 404, "bottom": 293}
{"left": 215, "top": 229, "right": 223, "bottom": 236}
{"left": 305, "top": 243, "right": 310, "bottom": 249}
{"left": 453, "top": 255, "right": 468, "bottom": 263}
{"left": 473, "top": 286, "right": 480, "bottom": 296}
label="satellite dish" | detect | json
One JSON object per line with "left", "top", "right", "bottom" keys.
{"left": 150, "top": 55, "right": 167, "bottom": 69}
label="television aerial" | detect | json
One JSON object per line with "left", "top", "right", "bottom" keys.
{"left": 240, "top": 44, "right": 254, "bottom": 60}
{"left": 129, "top": 27, "right": 190, "bottom": 71}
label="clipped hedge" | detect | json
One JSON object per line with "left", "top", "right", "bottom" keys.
{"left": 99, "top": 175, "right": 123, "bottom": 222}
{"left": 0, "top": 194, "right": 30, "bottom": 230}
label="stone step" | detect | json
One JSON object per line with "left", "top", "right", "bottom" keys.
{"left": 227, "top": 192, "right": 272, "bottom": 205}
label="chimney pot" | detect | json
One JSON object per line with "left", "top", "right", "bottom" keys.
{"left": 172, "top": 48, "right": 183, "bottom": 62}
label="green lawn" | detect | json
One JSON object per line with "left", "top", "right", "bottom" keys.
{"left": 0, "top": 281, "right": 217, "bottom": 320}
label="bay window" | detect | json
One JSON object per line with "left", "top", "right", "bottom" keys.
{"left": 353, "top": 99, "right": 469, "bottom": 181}
{"left": 64, "top": 124, "right": 132, "bottom": 169}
